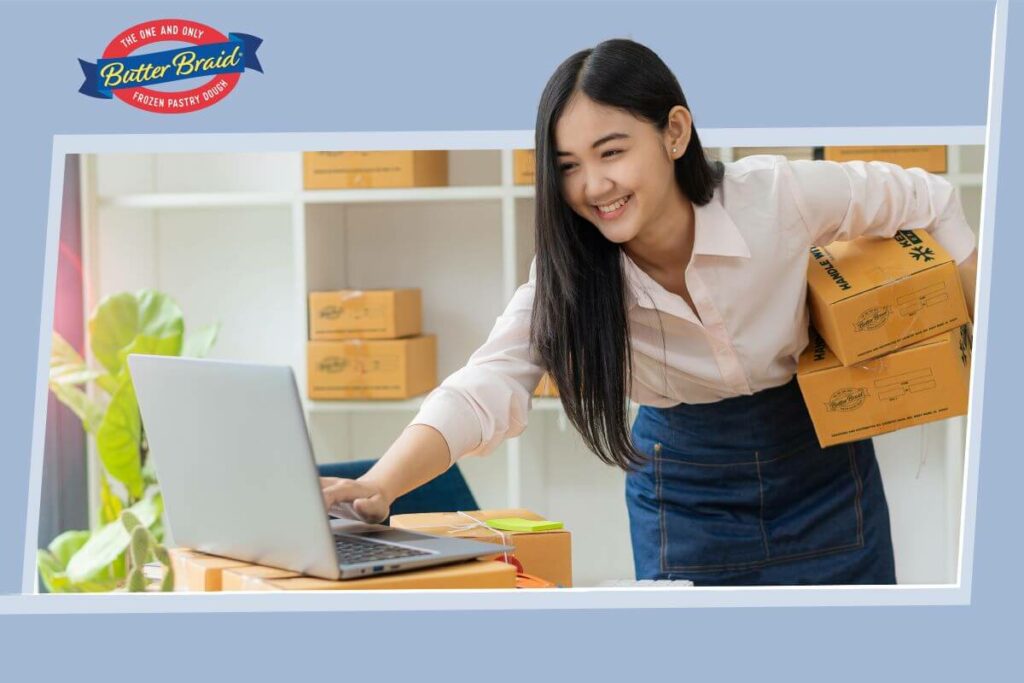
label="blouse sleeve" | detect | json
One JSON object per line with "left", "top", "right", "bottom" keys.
{"left": 780, "top": 157, "right": 977, "bottom": 264}
{"left": 407, "top": 257, "right": 547, "bottom": 467}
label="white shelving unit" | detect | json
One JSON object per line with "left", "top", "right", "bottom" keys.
{"left": 77, "top": 146, "right": 983, "bottom": 586}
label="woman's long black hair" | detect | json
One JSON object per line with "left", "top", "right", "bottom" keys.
{"left": 530, "top": 38, "right": 725, "bottom": 471}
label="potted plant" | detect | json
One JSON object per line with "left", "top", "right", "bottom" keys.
{"left": 37, "top": 289, "right": 218, "bottom": 592}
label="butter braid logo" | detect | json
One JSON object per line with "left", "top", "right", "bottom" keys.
{"left": 854, "top": 305, "right": 892, "bottom": 332}
{"left": 319, "top": 357, "right": 349, "bottom": 373}
{"left": 319, "top": 305, "right": 344, "bottom": 320}
{"left": 78, "top": 19, "right": 263, "bottom": 113}
{"left": 825, "top": 387, "right": 868, "bottom": 412}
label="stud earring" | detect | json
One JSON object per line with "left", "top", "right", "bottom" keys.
{"left": 672, "top": 147, "right": 677, "bottom": 154}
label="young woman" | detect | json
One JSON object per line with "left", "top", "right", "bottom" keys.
{"left": 321, "top": 38, "right": 979, "bottom": 586}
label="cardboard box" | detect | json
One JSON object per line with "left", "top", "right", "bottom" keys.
{"left": 309, "top": 289, "right": 422, "bottom": 340}
{"left": 222, "top": 565, "right": 301, "bottom": 591}
{"left": 168, "top": 549, "right": 252, "bottom": 591}
{"left": 177, "top": 550, "right": 513, "bottom": 591}
{"left": 307, "top": 336, "right": 437, "bottom": 400}
{"left": 806, "top": 229, "right": 970, "bottom": 366}
{"left": 252, "top": 559, "right": 516, "bottom": 591}
{"left": 732, "top": 147, "right": 815, "bottom": 161}
{"left": 533, "top": 372, "right": 560, "bottom": 398}
{"left": 797, "top": 324, "right": 972, "bottom": 447}
{"left": 303, "top": 151, "right": 448, "bottom": 189}
{"left": 513, "top": 149, "right": 535, "bottom": 185}
{"left": 822, "top": 145, "right": 947, "bottom": 173}
{"left": 389, "top": 508, "right": 572, "bottom": 588}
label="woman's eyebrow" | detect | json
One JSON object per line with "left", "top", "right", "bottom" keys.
{"left": 556, "top": 132, "right": 630, "bottom": 156}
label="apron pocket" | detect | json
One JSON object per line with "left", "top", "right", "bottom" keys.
{"left": 758, "top": 439, "right": 865, "bottom": 560}
{"left": 654, "top": 442, "right": 774, "bottom": 572}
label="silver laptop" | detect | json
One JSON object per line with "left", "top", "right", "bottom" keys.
{"left": 127, "top": 354, "right": 512, "bottom": 581}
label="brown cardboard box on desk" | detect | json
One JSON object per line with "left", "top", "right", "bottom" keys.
{"left": 169, "top": 548, "right": 515, "bottom": 591}
{"left": 168, "top": 548, "right": 251, "bottom": 591}
{"left": 806, "top": 229, "right": 970, "bottom": 367}
{"left": 389, "top": 508, "right": 573, "bottom": 588}
{"left": 252, "top": 559, "right": 515, "bottom": 591}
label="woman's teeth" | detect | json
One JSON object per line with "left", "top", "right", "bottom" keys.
{"left": 597, "top": 195, "right": 631, "bottom": 213}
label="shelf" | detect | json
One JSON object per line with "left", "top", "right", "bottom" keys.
{"left": 97, "top": 185, "right": 538, "bottom": 210}
{"left": 301, "top": 185, "right": 522, "bottom": 204}
{"left": 98, "top": 192, "right": 294, "bottom": 209}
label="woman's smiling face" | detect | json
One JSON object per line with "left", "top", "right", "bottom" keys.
{"left": 554, "top": 92, "right": 685, "bottom": 244}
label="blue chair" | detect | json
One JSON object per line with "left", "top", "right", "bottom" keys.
{"left": 317, "top": 459, "right": 478, "bottom": 525}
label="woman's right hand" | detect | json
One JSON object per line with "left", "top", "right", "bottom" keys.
{"left": 320, "top": 476, "right": 391, "bottom": 524}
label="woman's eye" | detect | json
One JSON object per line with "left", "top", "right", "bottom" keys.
{"left": 559, "top": 163, "right": 576, "bottom": 173}
{"left": 602, "top": 149, "right": 622, "bottom": 158}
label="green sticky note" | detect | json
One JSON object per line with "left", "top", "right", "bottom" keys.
{"left": 485, "top": 517, "right": 564, "bottom": 532}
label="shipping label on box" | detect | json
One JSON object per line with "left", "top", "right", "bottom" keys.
{"left": 309, "top": 289, "right": 422, "bottom": 340}
{"left": 806, "top": 229, "right": 970, "bottom": 366}
{"left": 303, "top": 151, "right": 448, "bottom": 189}
{"left": 389, "top": 508, "right": 573, "bottom": 587}
{"left": 823, "top": 145, "right": 947, "bottom": 173}
{"left": 797, "top": 324, "right": 972, "bottom": 447}
{"left": 307, "top": 336, "right": 437, "bottom": 400}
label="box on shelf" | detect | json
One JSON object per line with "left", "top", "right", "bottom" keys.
{"left": 797, "top": 324, "right": 972, "bottom": 447}
{"left": 389, "top": 508, "right": 572, "bottom": 588}
{"left": 251, "top": 558, "right": 516, "bottom": 591}
{"left": 513, "top": 149, "right": 535, "bottom": 185}
{"left": 303, "top": 151, "right": 449, "bottom": 189}
{"left": 822, "top": 145, "right": 947, "bottom": 173}
{"left": 732, "top": 147, "right": 815, "bottom": 161}
{"left": 307, "top": 336, "right": 437, "bottom": 400}
{"left": 533, "top": 372, "right": 560, "bottom": 398}
{"left": 806, "top": 229, "right": 970, "bottom": 366}
{"left": 309, "top": 288, "right": 422, "bottom": 340}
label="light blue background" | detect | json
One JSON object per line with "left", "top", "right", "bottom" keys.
{"left": 0, "top": 0, "right": 1018, "bottom": 678}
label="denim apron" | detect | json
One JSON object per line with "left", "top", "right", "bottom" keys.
{"left": 625, "top": 375, "right": 897, "bottom": 586}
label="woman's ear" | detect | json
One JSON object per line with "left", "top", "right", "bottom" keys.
{"left": 665, "top": 105, "right": 692, "bottom": 158}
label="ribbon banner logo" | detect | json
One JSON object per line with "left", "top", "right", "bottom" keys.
{"left": 79, "top": 18, "right": 263, "bottom": 113}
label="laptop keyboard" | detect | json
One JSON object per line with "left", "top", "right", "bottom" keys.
{"left": 334, "top": 534, "right": 432, "bottom": 564}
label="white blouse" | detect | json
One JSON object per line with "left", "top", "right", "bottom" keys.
{"left": 408, "top": 154, "right": 978, "bottom": 466}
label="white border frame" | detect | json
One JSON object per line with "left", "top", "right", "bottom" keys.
{"left": 13, "top": 0, "right": 1006, "bottom": 610}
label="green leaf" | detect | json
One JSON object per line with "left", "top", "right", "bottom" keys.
{"left": 95, "top": 373, "right": 120, "bottom": 396}
{"left": 117, "top": 334, "right": 183, "bottom": 371}
{"left": 182, "top": 322, "right": 220, "bottom": 358}
{"left": 48, "top": 381, "right": 104, "bottom": 434}
{"left": 49, "top": 332, "right": 99, "bottom": 385}
{"left": 96, "top": 377, "right": 144, "bottom": 499}
{"left": 99, "top": 474, "right": 124, "bottom": 525}
{"left": 37, "top": 550, "right": 70, "bottom": 593}
{"left": 47, "top": 530, "right": 92, "bottom": 568}
{"left": 89, "top": 290, "right": 184, "bottom": 376}
{"left": 65, "top": 494, "right": 162, "bottom": 584}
